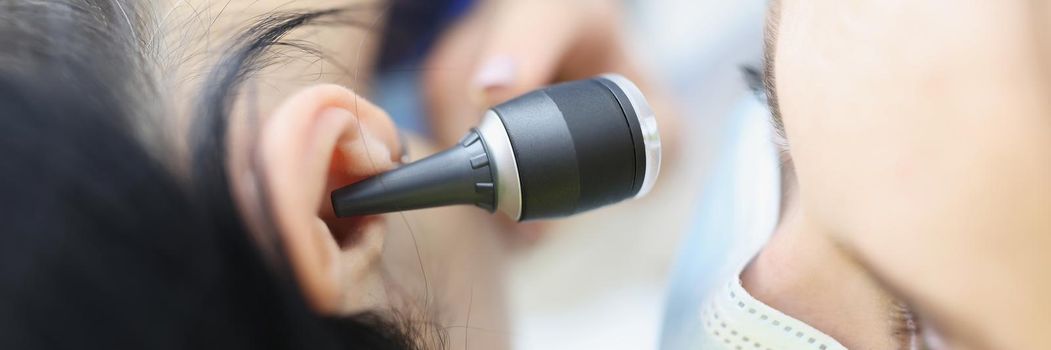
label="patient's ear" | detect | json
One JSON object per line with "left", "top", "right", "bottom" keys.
{"left": 256, "top": 84, "right": 400, "bottom": 314}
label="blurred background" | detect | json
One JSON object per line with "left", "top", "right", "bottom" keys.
{"left": 371, "top": 0, "right": 770, "bottom": 348}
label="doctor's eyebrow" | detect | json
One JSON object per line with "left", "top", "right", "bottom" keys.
{"left": 827, "top": 236, "right": 999, "bottom": 350}
{"left": 824, "top": 238, "right": 926, "bottom": 350}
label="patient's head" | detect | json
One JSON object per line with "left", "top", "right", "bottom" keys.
{"left": 740, "top": 1, "right": 1051, "bottom": 349}
{"left": 0, "top": 0, "right": 441, "bottom": 348}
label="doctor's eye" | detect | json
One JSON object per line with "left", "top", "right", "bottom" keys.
{"left": 892, "top": 301, "right": 922, "bottom": 348}
{"left": 893, "top": 302, "right": 950, "bottom": 350}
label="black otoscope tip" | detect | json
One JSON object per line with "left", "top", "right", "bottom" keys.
{"left": 331, "top": 74, "right": 661, "bottom": 221}
{"left": 331, "top": 130, "right": 496, "bottom": 217}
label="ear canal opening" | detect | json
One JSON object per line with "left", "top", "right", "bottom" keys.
{"left": 331, "top": 130, "right": 496, "bottom": 217}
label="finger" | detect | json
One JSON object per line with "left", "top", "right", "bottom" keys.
{"left": 467, "top": 1, "right": 584, "bottom": 105}
{"left": 422, "top": 1, "right": 584, "bottom": 145}
{"left": 423, "top": 13, "right": 491, "bottom": 146}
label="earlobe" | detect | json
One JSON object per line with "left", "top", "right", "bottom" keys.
{"left": 255, "top": 84, "right": 400, "bottom": 314}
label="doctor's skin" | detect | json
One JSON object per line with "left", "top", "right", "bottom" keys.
{"left": 742, "top": 1, "right": 1051, "bottom": 349}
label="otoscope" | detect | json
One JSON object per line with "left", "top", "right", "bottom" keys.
{"left": 331, "top": 74, "right": 661, "bottom": 222}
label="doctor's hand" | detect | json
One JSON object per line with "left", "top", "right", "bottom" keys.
{"left": 423, "top": 0, "right": 658, "bottom": 147}
{"left": 423, "top": 0, "right": 678, "bottom": 243}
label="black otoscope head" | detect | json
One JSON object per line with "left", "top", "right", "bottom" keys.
{"left": 331, "top": 74, "right": 661, "bottom": 221}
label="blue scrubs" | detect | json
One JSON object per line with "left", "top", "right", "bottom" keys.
{"left": 659, "top": 97, "right": 781, "bottom": 349}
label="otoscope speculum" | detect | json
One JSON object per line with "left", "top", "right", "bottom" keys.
{"left": 331, "top": 74, "right": 661, "bottom": 222}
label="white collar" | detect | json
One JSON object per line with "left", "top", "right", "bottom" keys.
{"left": 699, "top": 279, "right": 849, "bottom": 350}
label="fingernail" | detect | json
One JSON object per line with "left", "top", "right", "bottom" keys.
{"left": 470, "top": 55, "right": 517, "bottom": 105}
{"left": 397, "top": 131, "right": 410, "bottom": 164}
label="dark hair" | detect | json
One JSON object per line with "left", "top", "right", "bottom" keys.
{"left": 0, "top": 1, "right": 420, "bottom": 349}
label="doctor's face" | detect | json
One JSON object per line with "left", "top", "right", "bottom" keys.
{"left": 767, "top": 1, "right": 1051, "bottom": 349}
